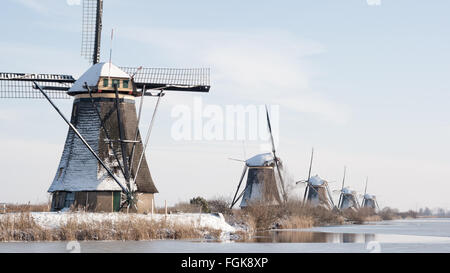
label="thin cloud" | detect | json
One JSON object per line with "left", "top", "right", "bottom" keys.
{"left": 121, "top": 27, "right": 350, "bottom": 124}
{"left": 11, "top": 0, "right": 50, "bottom": 14}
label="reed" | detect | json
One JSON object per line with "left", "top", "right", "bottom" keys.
{"left": 0, "top": 213, "right": 221, "bottom": 242}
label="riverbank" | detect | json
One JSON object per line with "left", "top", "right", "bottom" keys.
{"left": 0, "top": 200, "right": 416, "bottom": 242}
{"left": 0, "top": 212, "right": 237, "bottom": 242}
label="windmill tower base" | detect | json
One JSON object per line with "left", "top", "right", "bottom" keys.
{"left": 50, "top": 191, "right": 154, "bottom": 213}
{"left": 48, "top": 93, "right": 158, "bottom": 213}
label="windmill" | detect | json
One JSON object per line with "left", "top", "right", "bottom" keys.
{"left": 336, "top": 167, "right": 360, "bottom": 210}
{"left": 361, "top": 177, "right": 379, "bottom": 210}
{"left": 229, "top": 106, "right": 287, "bottom": 209}
{"left": 0, "top": 0, "right": 210, "bottom": 213}
{"left": 296, "top": 148, "right": 335, "bottom": 209}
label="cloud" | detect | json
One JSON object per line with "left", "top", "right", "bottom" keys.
{"left": 120, "top": 27, "right": 350, "bottom": 124}
{"left": 0, "top": 138, "right": 62, "bottom": 203}
{"left": 11, "top": 0, "right": 50, "bottom": 14}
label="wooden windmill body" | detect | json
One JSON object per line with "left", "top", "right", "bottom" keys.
{"left": 230, "top": 107, "right": 287, "bottom": 209}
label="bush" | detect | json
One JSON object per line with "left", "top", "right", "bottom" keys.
{"left": 207, "top": 198, "right": 232, "bottom": 215}
{"left": 244, "top": 202, "right": 283, "bottom": 231}
{"left": 378, "top": 207, "right": 398, "bottom": 220}
{"left": 190, "top": 197, "right": 210, "bottom": 213}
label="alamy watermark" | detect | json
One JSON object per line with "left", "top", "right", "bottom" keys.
{"left": 366, "top": 241, "right": 381, "bottom": 253}
{"left": 66, "top": 240, "right": 81, "bottom": 253}
{"left": 170, "top": 97, "right": 280, "bottom": 148}
{"left": 366, "top": 0, "right": 381, "bottom": 6}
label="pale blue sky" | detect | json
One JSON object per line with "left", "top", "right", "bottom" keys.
{"left": 1, "top": 0, "right": 449, "bottom": 210}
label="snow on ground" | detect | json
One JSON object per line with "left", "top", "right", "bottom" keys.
{"left": 0, "top": 212, "right": 236, "bottom": 234}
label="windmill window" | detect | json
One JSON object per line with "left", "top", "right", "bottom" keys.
{"left": 123, "top": 80, "right": 129, "bottom": 88}
{"left": 103, "top": 78, "right": 109, "bottom": 87}
{"left": 112, "top": 79, "right": 120, "bottom": 87}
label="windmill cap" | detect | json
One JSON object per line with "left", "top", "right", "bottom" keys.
{"left": 364, "top": 194, "right": 376, "bottom": 199}
{"left": 342, "top": 187, "right": 355, "bottom": 194}
{"left": 246, "top": 153, "right": 274, "bottom": 167}
{"left": 68, "top": 62, "right": 131, "bottom": 93}
{"left": 309, "top": 175, "right": 326, "bottom": 186}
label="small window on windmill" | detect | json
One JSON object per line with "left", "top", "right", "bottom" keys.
{"left": 123, "top": 80, "right": 129, "bottom": 88}
{"left": 103, "top": 78, "right": 109, "bottom": 87}
{"left": 112, "top": 79, "right": 120, "bottom": 87}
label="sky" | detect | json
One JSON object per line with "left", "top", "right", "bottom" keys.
{"left": 0, "top": 0, "right": 449, "bottom": 211}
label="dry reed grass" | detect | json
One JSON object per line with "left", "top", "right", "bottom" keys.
{"left": 278, "top": 215, "right": 314, "bottom": 229}
{"left": 0, "top": 213, "right": 221, "bottom": 242}
{"left": 3, "top": 203, "right": 50, "bottom": 213}
{"left": 283, "top": 200, "right": 344, "bottom": 226}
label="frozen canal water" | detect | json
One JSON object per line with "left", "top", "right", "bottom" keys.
{"left": 1, "top": 218, "right": 450, "bottom": 253}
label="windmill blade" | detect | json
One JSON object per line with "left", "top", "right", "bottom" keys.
{"left": 81, "top": 0, "right": 103, "bottom": 64}
{"left": 295, "top": 180, "right": 307, "bottom": 185}
{"left": 228, "top": 158, "right": 246, "bottom": 163}
{"left": 230, "top": 165, "right": 248, "bottom": 209}
{"left": 134, "top": 91, "right": 164, "bottom": 180}
{"left": 364, "top": 177, "right": 368, "bottom": 195}
{"left": 302, "top": 185, "right": 309, "bottom": 204}
{"left": 113, "top": 84, "right": 131, "bottom": 185}
{"left": 0, "top": 72, "right": 74, "bottom": 99}
{"left": 264, "top": 105, "right": 287, "bottom": 202}
{"left": 120, "top": 67, "right": 210, "bottom": 92}
{"left": 325, "top": 184, "right": 336, "bottom": 208}
{"left": 128, "top": 85, "right": 146, "bottom": 171}
{"left": 231, "top": 184, "right": 250, "bottom": 209}
{"left": 341, "top": 166, "right": 347, "bottom": 191}
{"left": 307, "top": 148, "right": 314, "bottom": 181}
{"left": 265, "top": 105, "right": 276, "bottom": 155}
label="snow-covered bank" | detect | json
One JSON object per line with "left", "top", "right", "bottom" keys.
{"left": 26, "top": 212, "right": 235, "bottom": 233}
{"left": 0, "top": 212, "right": 239, "bottom": 242}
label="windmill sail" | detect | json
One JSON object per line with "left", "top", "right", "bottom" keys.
{"left": 120, "top": 67, "right": 210, "bottom": 92}
{"left": 81, "top": 0, "right": 103, "bottom": 64}
{"left": 0, "top": 72, "right": 74, "bottom": 99}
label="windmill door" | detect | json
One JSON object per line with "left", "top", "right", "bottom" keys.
{"left": 113, "top": 192, "right": 121, "bottom": 212}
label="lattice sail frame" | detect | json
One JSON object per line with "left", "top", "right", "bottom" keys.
{"left": 81, "top": 0, "right": 103, "bottom": 64}
{"left": 120, "top": 67, "right": 210, "bottom": 92}
{"left": 0, "top": 72, "right": 74, "bottom": 99}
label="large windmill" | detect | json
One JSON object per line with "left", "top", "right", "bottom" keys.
{"left": 361, "top": 177, "right": 379, "bottom": 210}
{"left": 0, "top": 0, "right": 210, "bottom": 212}
{"left": 296, "top": 148, "right": 335, "bottom": 209}
{"left": 229, "top": 106, "right": 287, "bottom": 209}
{"left": 336, "top": 167, "right": 360, "bottom": 211}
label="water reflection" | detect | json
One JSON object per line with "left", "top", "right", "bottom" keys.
{"left": 241, "top": 230, "right": 377, "bottom": 243}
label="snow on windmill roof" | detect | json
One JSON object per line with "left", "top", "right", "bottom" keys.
{"left": 68, "top": 62, "right": 130, "bottom": 93}
{"left": 342, "top": 187, "right": 355, "bottom": 195}
{"left": 309, "top": 175, "right": 326, "bottom": 186}
{"left": 364, "top": 194, "right": 376, "bottom": 199}
{"left": 246, "top": 153, "right": 274, "bottom": 167}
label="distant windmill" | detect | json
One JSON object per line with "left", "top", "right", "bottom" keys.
{"left": 296, "top": 148, "right": 335, "bottom": 209}
{"left": 229, "top": 106, "right": 287, "bottom": 209}
{"left": 361, "top": 177, "right": 379, "bottom": 210}
{"left": 336, "top": 167, "right": 360, "bottom": 210}
{"left": 0, "top": 0, "right": 210, "bottom": 212}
